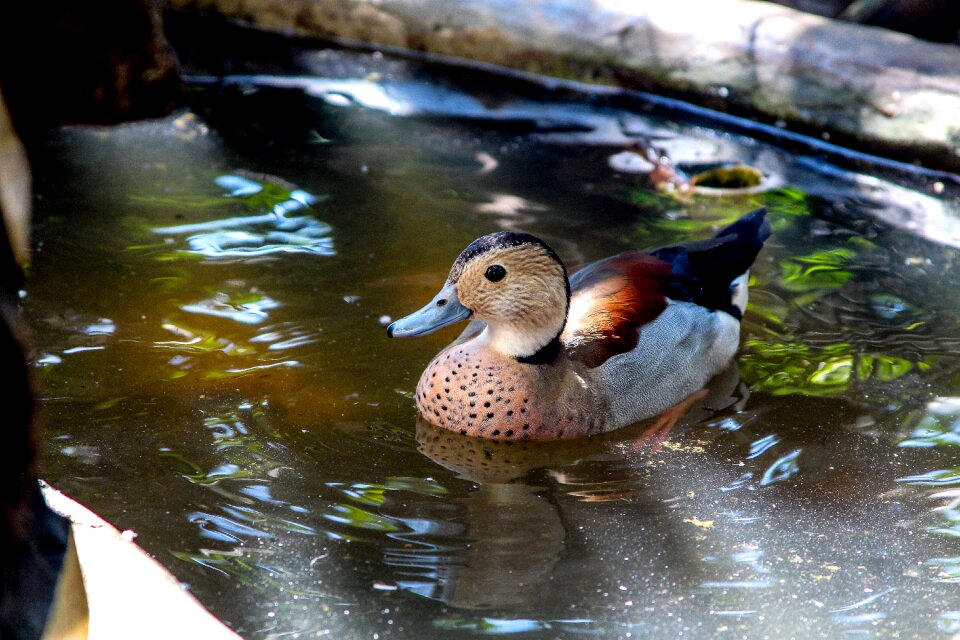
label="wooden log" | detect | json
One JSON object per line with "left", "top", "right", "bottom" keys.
{"left": 168, "top": 0, "right": 960, "bottom": 172}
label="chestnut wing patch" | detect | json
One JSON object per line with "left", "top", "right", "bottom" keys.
{"left": 562, "top": 252, "right": 671, "bottom": 367}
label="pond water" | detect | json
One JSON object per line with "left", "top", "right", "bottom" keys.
{"left": 25, "top": 28, "right": 960, "bottom": 640}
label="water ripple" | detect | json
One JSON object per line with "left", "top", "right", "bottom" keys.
{"left": 181, "top": 292, "right": 279, "bottom": 324}
{"left": 251, "top": 322, "right": 321, "bottom": 350}
{"left": 760, "top": 449, "right": 803, "bottom": 486}
{"left": 188, "top": 510, "right": 273, "bottom": 542}
{"left": 898, "top": 469, "right": 960, "bottom": 487}
{"left": 152, "top": 174, "right": 334, "bottom": 259}
{"left": 747, "top": 434, "right": 780, "bottom": 459}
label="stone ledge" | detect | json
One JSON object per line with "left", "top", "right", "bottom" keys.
{"left": 168, "top": 0, "right": 960, "bottom": 173}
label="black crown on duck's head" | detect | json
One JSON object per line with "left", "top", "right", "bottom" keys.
{"left": 449, "top": 231, "right": 566, "bottom": 282}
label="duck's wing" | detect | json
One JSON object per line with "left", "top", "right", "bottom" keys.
{"left": 561, "top": 252, "right": 672, "bottom": 367}
{"left": 562, "top": 208, "right": 771, "bottom": 368}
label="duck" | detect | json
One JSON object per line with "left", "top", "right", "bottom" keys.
{"left": 388, "top": 208, "right": 770, "bottom": 441}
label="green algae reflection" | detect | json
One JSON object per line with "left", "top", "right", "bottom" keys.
{"left": 624, "top": 191, "right": 942, "bottom": 398}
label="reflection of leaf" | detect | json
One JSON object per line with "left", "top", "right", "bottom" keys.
{"left": 627, "top": 189, "right": 671, "bottom": 209}
{"left": 323, "top": 503, "right": 400, "bottom": 532}
{"left": 808, "top": 357, "right": 852, "bottom": 386}
{"left": 384, "top": 476, "right": 449, "bottom": 496}
{"left": 161, "top": 409, "right": 288, "bottom": 484}
{"left": 898, "top": 468, "right": 960, "bottom": 486}
{"left": 778, "top": 248, "right": 856, "bottom": 293}
{"left": 762, "top": 187, "right": 810, "bottom": 218}
{"left": 747, "top": 289, "right": 790, "bottom": 326}
{"left": 625, "top": 187, "right": 810, "bottom": 250}
{"left": 870, "top": 356, "right": 915, "bottom": 381}
{"left": 328, "top": 476, "right": 449, "bottom": 506}
{"left": 739, "top": 339, "right": 928, "bottom": 397}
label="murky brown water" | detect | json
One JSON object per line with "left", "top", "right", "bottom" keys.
{"left": 24, "top": 32, "right": 960, "bottom": 640}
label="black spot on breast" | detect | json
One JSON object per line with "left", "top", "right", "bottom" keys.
{"left": 486, "top": 412, "right": 494, "bottom": 419}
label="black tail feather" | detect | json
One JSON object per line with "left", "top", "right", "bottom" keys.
{"left": 651, "top": 208, "right": 770, "bottom": 318}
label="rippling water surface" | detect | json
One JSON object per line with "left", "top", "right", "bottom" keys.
{"left": 26, "top": 28, "right": 960, "bottom": 639}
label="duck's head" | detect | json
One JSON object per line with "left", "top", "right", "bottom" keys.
{"left": 388, "top": 232, "right": 570, "bottom": 360}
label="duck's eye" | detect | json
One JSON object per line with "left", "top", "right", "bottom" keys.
{"left": 484, "top": 264, "right": 507, "bottom": 282}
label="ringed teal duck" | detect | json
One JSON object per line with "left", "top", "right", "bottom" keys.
{"left": 388, "top": 208, "right": 770, "bottom": 441}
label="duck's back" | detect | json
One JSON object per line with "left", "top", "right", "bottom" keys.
{"left": 561, "top": 209, "right": 771, "bottom": 430}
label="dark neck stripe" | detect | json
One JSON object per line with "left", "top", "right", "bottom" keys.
{"left": 516, "top": 334, "right": 563, "bottom": 365}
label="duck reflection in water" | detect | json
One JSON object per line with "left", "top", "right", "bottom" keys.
{"left": 381, "top": 366, "right": 744, "bottom": 610}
